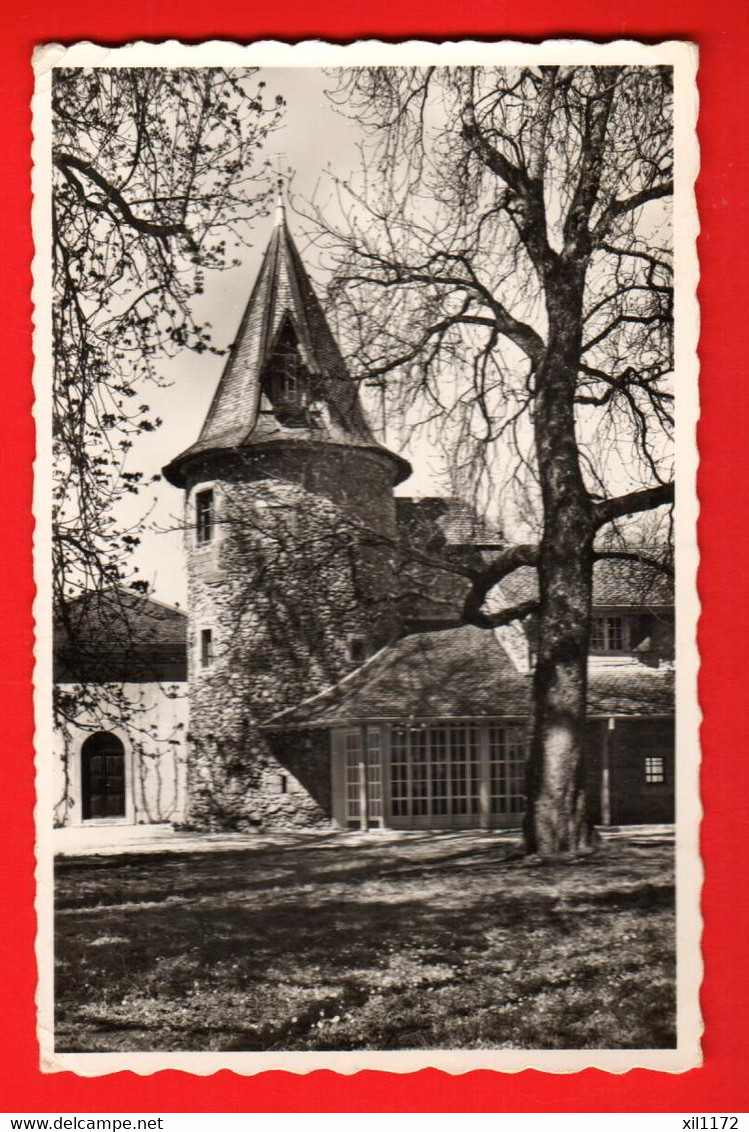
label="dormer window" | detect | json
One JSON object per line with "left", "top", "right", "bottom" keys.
{"left": 270, "top": 349, "right": 304, "bottom": 408}
{"left": 263, "top": 324, "right": 317, "bottom": 428}
{"left": 591, "top": 615, "right": 626, "bottom": 652}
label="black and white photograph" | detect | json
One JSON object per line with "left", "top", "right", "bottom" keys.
{"left": 33, "top": 40, "right": 700, "bottom": 1074}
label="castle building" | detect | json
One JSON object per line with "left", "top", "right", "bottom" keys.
{"left": 52, "top": 206, "right": 675, "bottom": 834}
{"left": 161, "top": 199, "right": 410, "bottom": 828}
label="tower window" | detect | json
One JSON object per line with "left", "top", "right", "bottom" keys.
{"left": 272, "top": 352, "right": 302, "bottom": 404}
{"left": 200, "top": 628, "right": 214, "bottom": 668}
{"left": 263, "top": 330, "right": 317, "bottom": 428}
{"left": 346, "top": 635, "right": 366, "bottom": 664}
{"left": 195, "top": 489, "right": 215, "bottom": 545}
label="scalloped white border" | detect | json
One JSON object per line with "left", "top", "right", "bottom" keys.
{"left": 32, "top": 37, "right": 702, "bottom": 1078}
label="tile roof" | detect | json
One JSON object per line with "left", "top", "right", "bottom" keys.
{"left": 263, "top": 624, "right": 674, "bottom": 729}
{"left": 163, "top": 213, "right": 410, "bottom": 487}
{"left": 54, "top": 589, "right": 187, "bottom": 682}
{"left": 396, "top": 497, "right": 504, "bottom": 548}
{"left": 497, "top": 557, "right": 673, "bottom": 609}
{"left": 55, "top": 589, "right": 187, "bottom": 648}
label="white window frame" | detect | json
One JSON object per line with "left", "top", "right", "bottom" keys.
{"left": 389, "top": 724, "right": 481, "bottom": 820}
{"left": 194, "top": 485, "right": 216, "bottom": 547}
{"left": 343, "top": 729, "right": 383, "bottom": 827}
{"left": 644, "top": 754, "right": 666, "bottom": 785}
{"left": 591, "top": 614, "right": 629, "bottom": 653}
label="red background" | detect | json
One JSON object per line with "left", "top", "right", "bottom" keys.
{"left": 2, "top": 0, "right": 747, "bottom": 1114}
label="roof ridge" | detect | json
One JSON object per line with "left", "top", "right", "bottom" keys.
{"left": 62, "top": 586, "right": 186, "bottom": 617}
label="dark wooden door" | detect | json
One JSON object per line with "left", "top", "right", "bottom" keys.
{"left": 82, "top": 733, "right": 126, "bottom": 819}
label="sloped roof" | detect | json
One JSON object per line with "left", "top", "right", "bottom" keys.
{"left": 54, "top": 589, "right": 187, "bottom": 683}
{"left": 163, "top": 209, "right": 411, "bottom": 487}
{"left": 497, "top": 557, "right": 673, "bottom": 609}
{"left": 396, "top": 497, "right": 504, "bottom": 548}
{"left": 55, "top": 589, "right": 187, "bottom": 648}
{"left": 264, "top": 624, "right": 674, "bottom": 729}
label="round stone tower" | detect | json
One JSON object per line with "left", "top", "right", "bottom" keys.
{"left": 163, "top": 200, "right": 411, "bottom": 829}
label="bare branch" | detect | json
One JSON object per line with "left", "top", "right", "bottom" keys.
{"left": 462, "top": 543, "right": 539, "bottom": 628}
{"left": 465, "top": 598, "right": 539, "bottom": 631}
{"left": 594, "top": 483, "right": 674, "bottom": 527}
{"left": 594, "top": 181, "right": 673, "bottom": 241}
{"left": 594, "top": 549, "right": 674, "bottom": 578}
{"left": 54, "top": 152, "right": 199, "bottom": 249}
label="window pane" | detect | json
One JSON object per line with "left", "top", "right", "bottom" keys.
{"left": 196, "top": 489, "right": 214, "bottom": 545}
{"left": 367, "top": 730, "right": 382, "bottom": 819}
{"left": 644, "top": 755, "right": 666, "bottom": 784}
{"left": 490, "top": 725, "right": 527, "bottom": 814}
{"left": 388, "top": 724, "right": 493, "bottom": 820}
{"left": 411, "top": 729, "right": 428, "bottom": 815}
{"left": 430, "top": 726, "right": 448, "bottom": 815}
{"left": 200, "top": 629, "right": 213, "bottom": 667}
{"left": 390, "top": 728, "right": 409, "bottom": 817}
{"left": 345, "top": 730, "right": 360, "bottom": 820}
{"left": 608, "top": 616, "right": 624, "bottom": 650}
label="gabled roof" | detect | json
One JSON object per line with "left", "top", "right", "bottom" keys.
{"left": 497, "top": 557, "right": 674, "bottom": 609}
{"left": 55, "top": 588, "right": 187, "bottom": 647}
{"left": 54, "top": 588, "right": 187, "bottom": 683}
{"left": 163, "top": 208, "right": 411, "bottom": 487}
{"left": 263, "top": 624, "right": 674, "bottom": 730}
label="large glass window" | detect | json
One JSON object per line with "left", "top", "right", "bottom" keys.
{"left": 389, "top": 724, "right": 480, "bottom": 819}
{"left": 489, "top": 726, "right": 526, "bottom": 814}
{"left": 391, "top": 727, "right": 409, "bottom": 818}
{"left": 344, "top": 729, "right": 382, "bottom": 825}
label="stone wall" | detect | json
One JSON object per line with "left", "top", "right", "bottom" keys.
{"left": 182, "top": 444, "right": 400, "bottom": 829}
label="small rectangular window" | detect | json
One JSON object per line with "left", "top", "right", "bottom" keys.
{"left": 592, "top": 615, "right": 626, "bottom": 652}
{"left": 195, "top": 489, "right": 214, "bottom": 545}
{"left": 200, "top": 628, "right": 214, "bottom": 668}
{"left": 346, "top": 636, "right": 366, "bottom": 664}
{"left": 644, "top": 755, "right": 666, "bottom": 784}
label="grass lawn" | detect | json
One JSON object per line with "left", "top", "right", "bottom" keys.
{"left": 54, "top": 831, "right": 675, "bottom": 1052}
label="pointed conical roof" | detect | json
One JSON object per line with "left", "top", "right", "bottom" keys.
{"left": 163, "top": 209, "right": 411, "bottom": 487}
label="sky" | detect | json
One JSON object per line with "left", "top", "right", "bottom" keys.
{"left": 120, "top": 68, "right": 446, "bottom": 607}
{"left": 97, "top": 65, "right": 674, "bottom": 608}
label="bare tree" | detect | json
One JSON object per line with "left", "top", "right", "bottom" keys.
{"left": 52, "top": 67, "right": 283, "bottom": 723}
{"left": 309, "top": 65, "right": 675, "bottom": 855}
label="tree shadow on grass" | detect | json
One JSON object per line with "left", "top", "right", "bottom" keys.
{"left": 55, "top": 836, "right": 671, "bottom": 912}
{"left": 55, "top": 841, "right": 675, "bottom": 1054}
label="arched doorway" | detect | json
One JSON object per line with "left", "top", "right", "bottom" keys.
{"left": 81, "top": 732, "right": 126, "bottom": 820}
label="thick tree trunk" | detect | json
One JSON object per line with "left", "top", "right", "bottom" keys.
{"left": 523, "top": 265, "right": 597, "bottom": 857}
{"left": 523, "top": 532, "right": 596, "bottom": 855}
